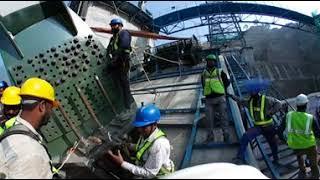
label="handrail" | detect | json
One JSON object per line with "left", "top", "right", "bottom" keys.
{"left": 179, "top": 85, "right": 203, "bottom": 169}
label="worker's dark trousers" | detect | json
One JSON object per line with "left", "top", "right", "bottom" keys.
{"left": 294, "top": 146, "right": 319, "bottom": 179}
{"left": 237, "top": 124, "right": 278, "bottom": 162}
{"left": 110, "top": 55, "right": 132, "bottom": 109}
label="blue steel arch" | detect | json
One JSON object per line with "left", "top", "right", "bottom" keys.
{"left": 153, "top": 2, "right": 315, "bottom": 33}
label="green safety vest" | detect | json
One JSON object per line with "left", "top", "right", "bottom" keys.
{"left": 249, "top": 95, "right": 273, "bottom": 126}
{"left": 110, "top": 31, "right": 131, "bottom": 54}
{"left": 134, "top": 129, "right": 174, "bottom": 177}
{"left": 286, "top": 111, "right": 316, "bottom": 149}
{"left": 5, "top": 117, "right": 16, "bottom": 130}
{"left": 0, "top": 117, "right": 16, "bottom": 135}
{"left": 202, "top": 68, "right": 225, "bottom": 96}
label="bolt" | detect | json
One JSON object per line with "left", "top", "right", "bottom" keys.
{"left": 75, "top": 63, "right": 80, "bottom": 69}
{"left": 27, "top": 59, "right": 33, "bottom": 64}
{"left": 93, "top": 44, "right": 98, "bottom": 49}
{"left": 42, "top": 58, "right": 47, "bottom": 63}
{"left": 63, "top": 68, "right": 69, "bottom": 74}
{"left": 82, "top": 53, "right": 88, "bottom": 59}
{"left": 66, "top": 60, "right": 71, "bottom": 66}
{"left": 17, "top": 65, "right": 22, "bottom": 70}
{"left": 17, "top": 79, "right": 22, "bottom": 85}
{"left": 76, "top": 44, "right": 81, "bottom": 49}
{"left": 85, "top": 59, "right": 90, "bottom": 64}
{"left": 91, "top": 51, "right": 96, "bottom": 55}
{"left": 51, "top": 47, "right": 56, "bottom": 52}
{"left": 98, "top": 54, "right": 104, "bottom": 59}
{"left": 51, "top": 60, "right": 56, "bottom": 66}
{"left": 71, "top": 45, "right": 76, "bottom": 51}
{"left": 85, "top": 40, "right": 91, "bottom": 46}
{"left": 72, "top": 71, "right": 77, "bottom": 77}
{"left": 73, "top": 38, "right": 79, "bottom": 44}
{"left": 39, "top": 53, "right": 44, "bottom": 58}
{"left": 63, "top": 56, "right": 68, "bottom": 61}
{"left": 39, "top": 67, "right": 44, "bottom": 72}
{"left": 83, "top": 65, "right": 88, "bottom": 72}
{"left": 88, "top": 34, "right": 93, "bottom": 39}
{"left": 74, "top": 50, "right": 80, "bottom": 56}
{"left": 61, "top": 76, "right": 67, "bottom": 83}
{"left": 71, "top": 59, "right": 76, "bottom": 63}
{"left": 54, "top": 53, "right": 59, "bottom": 58}
{"left": 65, "top": 48, "right": 70, "bottom": 53}
{"left": 97, "top": 60, "right": 102, "bottom": 65}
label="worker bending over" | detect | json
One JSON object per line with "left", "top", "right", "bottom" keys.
{"left": 0, "top": 81, "right": 9, "bottom": 122}
{"left": 107, "top": 103, "right": 175, "bottom": 178}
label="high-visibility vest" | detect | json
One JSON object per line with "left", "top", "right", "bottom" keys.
{"left": 286, "top": 111, "right": 316, "bottom": 149}
{"left": 110, "top": 31, "right": 131, "bottom": 54}
{"left": 202, "top": 68, "right": 225, "bottom": 96}
{"left": 249, "top": 95, "right": 273, "bottom": 126}
{"left": 0, "top": 117, "right": 16, "bottom": 135}
{"left": 134, "top": 129, "right": 174, "bottom": 177}
{"left": 5, "top": 117, "right": 16, "bottom": 130}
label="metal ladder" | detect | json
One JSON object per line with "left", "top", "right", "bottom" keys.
{"left": 225, "top": 54, "right": 299, "bottom": 179}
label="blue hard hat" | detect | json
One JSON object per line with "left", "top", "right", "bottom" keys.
{"left": 244, "top": 78, "right": 270, "bottom": 94}
{"left": 133, "top": 104, "right": 161, "bottom": 127}
{"left": 110, "top": 18, "right": 123, "bottom": 26}
{"left": 0, "top": 81, "right": 8, "bottom": 89}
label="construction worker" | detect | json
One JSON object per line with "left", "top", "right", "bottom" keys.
{"left": 279, "top": 94, "right": 320, "bottom": 178}
{"left": 0, "top": 86, "right": 22, "bottom": 134}
{"left": 201, "top": 54, "right": 230, "bottom": 142}
{"left": 107, "top": 103, "right": 175, "bottom": 178}
{"left": 0, "top": 77, "right": 58, "bottom": 178}
{"left": 0, "top": 81, "right": 9, "bottom": 122}
{"left": 106, "top": 18, "right": 133, "bottom": 110}
{"left": 227, "top": 78, "right": 282, "bottom": 164}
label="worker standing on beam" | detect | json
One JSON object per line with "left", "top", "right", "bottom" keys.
{"left": 0, "top": 81, "right": 9, "bottom": 123}
{"left": 227, "top": 78, "right": 282, "bottom": 165}
{"left": 0, "top": 86, "right": 22, "bottom": 134}
{"left": 279, "top": 94, "right": 320, "bottom": 179}
{"left": 107, "top": 103, "right": 175, "bottom": 178}
{"left": 106, "top": 18, "right": 133, "bottom": 111}
{"left": 201, "top": 54, "right": 231, "bottom": 142}
{"left": 0, "top": 78, "right": 59, "bottom": 178}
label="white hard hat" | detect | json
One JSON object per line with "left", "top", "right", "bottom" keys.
{"left": 296, "top": 94, "right": 308, "bottom": 106}
{"left": 161, "top": 163, "right": 269, "bottom": 179}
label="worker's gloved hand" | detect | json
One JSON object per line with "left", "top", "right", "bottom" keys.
{"left": 107, "top": 149, "right": 124, "bottom": 167}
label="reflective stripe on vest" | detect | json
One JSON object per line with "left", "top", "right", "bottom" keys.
{"left": 286, "top": 111, "right": 316, "bottom": 149}
{"left": 135, "top": 129, "right": 174, "bottom": 176}
{"left": 203, "top": 69, "right": 225, "bottom": 95}
{"left": 249, "top": 95, "right": 272, "bottom": 126}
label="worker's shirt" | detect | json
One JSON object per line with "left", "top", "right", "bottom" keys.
{"left": 121, "top": 128, "right": 174, "bottom": 178}
{"left": 0, "top": 115, "right": 53, "bottom": 179}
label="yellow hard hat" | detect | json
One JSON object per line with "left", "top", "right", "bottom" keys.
{"left": 0, "top": 86, "right": 21, "bottom": 105}
{"left": 20, "top": 77, "right": 59, "bottom": 108}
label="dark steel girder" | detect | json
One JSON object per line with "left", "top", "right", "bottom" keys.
{"left": 153, "top": 2, "right": 316, "bottom": 34}
{"left": 161, "top": 19, "right": 316, "bottom": 35}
